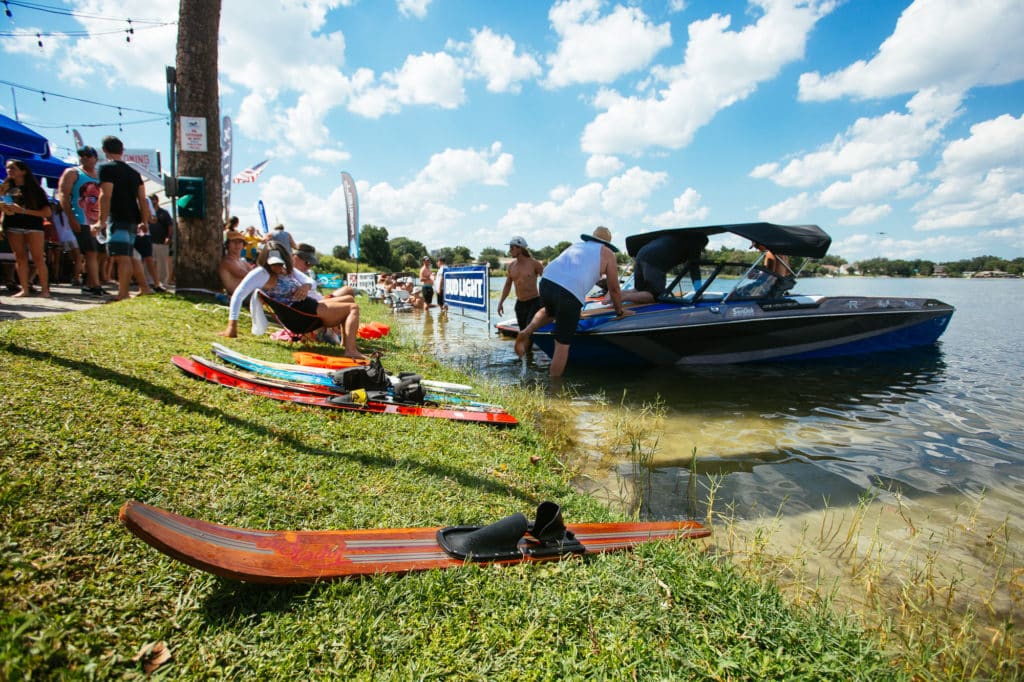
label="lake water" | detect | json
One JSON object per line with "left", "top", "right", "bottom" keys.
{"left": 401, "top": 277, "right": 1023, "bottom": 618}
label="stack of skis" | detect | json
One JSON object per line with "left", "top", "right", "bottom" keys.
{"left": 171, "top": 344, "right": 518, "bottom": 426}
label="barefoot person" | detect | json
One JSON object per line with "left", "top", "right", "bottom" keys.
{"left": 515, "top": 226, "right": 632, "bottom": 377}
{"left": 496, "top": 236, "right": 544, "bottom": 331}
{"left": 1, "top": 160, "right": 53, "bottom": 298}
{"left": 220, "top": 245, "right": 366, "bottom": 359}
{"left": 218, "top": 229, "right": 254, "bottom": 295}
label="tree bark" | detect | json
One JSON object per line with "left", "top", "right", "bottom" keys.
{"left": 174, "top": 0, "right": 223, "bottom": 290}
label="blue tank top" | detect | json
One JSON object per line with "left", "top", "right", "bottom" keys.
{"left": 266, "top": 274, "right": 303, "bottom": 303}
{"left": 541, "top": 241, "right": 603, "bottom": 303}
{"left": 70, "top": 168, "right": 101, "bottom": 225}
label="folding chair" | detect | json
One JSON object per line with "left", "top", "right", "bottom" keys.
{"left": 257, "top": 290, "right": 323, "bottom": 336}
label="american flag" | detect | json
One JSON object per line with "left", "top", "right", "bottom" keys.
{"left": 233, "top": 159, "right": 269, "bottom": 184}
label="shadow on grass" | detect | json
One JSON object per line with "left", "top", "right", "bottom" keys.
{"left": 3, "top": 342, "right": 536, "bottom": 506}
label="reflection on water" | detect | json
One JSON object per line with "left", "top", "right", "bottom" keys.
{"left": 400, "top": 281, "right": 1024, "bottom": 536}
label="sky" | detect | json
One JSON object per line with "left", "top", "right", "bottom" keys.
{"left": 2, "top": 0, "right": 1023, "bottom": 263}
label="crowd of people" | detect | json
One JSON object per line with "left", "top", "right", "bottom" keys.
{"left": 1, "top": 136, "right": 173, "bottom": 303}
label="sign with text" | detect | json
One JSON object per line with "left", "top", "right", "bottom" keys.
{"left": 442, "top": 265, "right": 489, "bottom": 314}
{"left": 180, "top": 116, "right": 208, "bottom": 152}
{"left": 123, "top": 148, "right": 160, "bottom": 177}
{"left": 346, "top": 272, "right": 379, "bottom": 293}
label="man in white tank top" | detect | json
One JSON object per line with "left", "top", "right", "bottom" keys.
{"left": 514, "top": 226, "right": 633, "bottom": 377}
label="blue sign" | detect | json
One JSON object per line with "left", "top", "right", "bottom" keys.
{"left": 317, "top": 273, "right": 343, "bottom": 289}
{"left": 442, "top": 265, "right": 489, "bottom": 313}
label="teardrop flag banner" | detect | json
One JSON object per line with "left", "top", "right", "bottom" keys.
{"left": 221, "top": 116, "right": 233, "bottom": 221}
{"left": 257, "top": 200, "right": 269, "bottom": 234}
{"left": 341, "top": 171, "right": 359, "bottom": 260}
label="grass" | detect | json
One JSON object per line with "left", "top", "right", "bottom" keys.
{"left": 0, "top": 294, "right": 920, "bottom": 679}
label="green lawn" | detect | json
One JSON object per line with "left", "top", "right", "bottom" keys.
{"left": 2, "top": 294, "right": 902, "bottom": 679}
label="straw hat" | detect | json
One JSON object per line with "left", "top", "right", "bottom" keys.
{"left": 580, "top": 226, "right": 618, "bottom": 252}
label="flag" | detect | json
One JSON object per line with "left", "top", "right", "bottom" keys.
{"left": 341, "top": 171, "right": 359, "bottom": 260}
{"left": 221, "top": 116, "right": 233, "bottom": 219}
{"left": 257, "top": 200, "right": 269, "bottom": 234}
{"left": 233, "top": 159, "right": 269, "bottom": 184}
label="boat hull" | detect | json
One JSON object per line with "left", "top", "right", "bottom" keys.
{"left": 528, "top": 296, "right": 954, "bottom": 366}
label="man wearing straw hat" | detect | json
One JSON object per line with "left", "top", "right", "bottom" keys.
{"left": 514, "top": 226, "right": 632, "bottom": 377}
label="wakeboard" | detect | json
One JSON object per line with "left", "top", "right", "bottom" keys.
{"left": 172, "top": 356, "right": 518, "bottom": 426}
{"left": 120, "top": 500, "right": 710, "bottom": 583}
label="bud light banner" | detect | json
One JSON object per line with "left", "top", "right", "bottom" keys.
{"left": 442, "top": 265, "right": 489, "bottom": 314}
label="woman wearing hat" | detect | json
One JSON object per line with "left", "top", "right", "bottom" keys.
{"left": 514, "top": 226, "right": 632, "bottom": 377}
{"left": 220, "top": 244, "right": 366, "bottom": 359}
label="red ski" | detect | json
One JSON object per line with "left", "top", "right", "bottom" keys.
{"left": 120, "top": 500, "right": 711, "bottom": 583}
{"left": 171, "top": 356, "right": 518, "bottom": 426}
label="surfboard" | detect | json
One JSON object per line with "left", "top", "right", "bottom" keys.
{"left": 172, "top": 356, "right": 518, "bottom": 426}
{"left": 120, "top": 500, "right": 710, "bottom": 583}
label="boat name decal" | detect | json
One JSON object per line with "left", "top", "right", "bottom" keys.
{"left": 730, "top": 307, "right": 756, "bottom": 317}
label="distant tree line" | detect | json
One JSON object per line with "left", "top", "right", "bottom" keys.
{"left": 319, "top": 225, "right": 1023, "bottom": 278}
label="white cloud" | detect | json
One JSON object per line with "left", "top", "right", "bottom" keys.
{"left": 544, "top": 0, "right": 672, "bottom": 88}
{"left": 758, "top": 192, "right": 816, "bottom": 223}
{"left": 832, "top": 231, "right": 974, "bottom": 262}
{"left": 799, "top": 0, "right": 1024, "bottom": 101}
{"left": 647, "top": 187, "right": 710, "bottom": 227}
{"left": 357, "top": 143, "right": 514, "bottom": 244}
{"left": 586, "top": 154, "right": 624, "bottom": 178}
{"left": 912, "top": 114, "right": 1024, "bottom": 231}
{"left": 461, "top": 28, "right": 542, "bottom": 94}
{"left": 819, "top": 161, "right": 919, "bottom": 208}
{"left": 348, "top": 51, "right": 465, "bottom": 118}
{"left": 601, "top": 166, "right": 668, "bottom": 216}
{"left": 398, "top": 0, "right": 432, "bottom": 19}
{"left": 837, "top": 204, "right": 892, "bottom": 226}
{"left": 497, "top": 182, "right": 608, "bottom": 246}
{"left": 754, "top": 89, "right": 962, "bottom": 188}
{"left": 581, "top": 0, "right": 834, "bottom": 155}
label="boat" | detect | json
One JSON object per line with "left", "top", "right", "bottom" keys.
{"left": 504, "top": 223, "right": 954, "bottom": 366}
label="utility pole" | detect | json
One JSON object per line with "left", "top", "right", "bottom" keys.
{"left": 172, "top": 0, "right": 224, "bottom": 290}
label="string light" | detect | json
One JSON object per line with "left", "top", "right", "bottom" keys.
{"left": 0, "top": 79, "right": 165, "bottom": 116}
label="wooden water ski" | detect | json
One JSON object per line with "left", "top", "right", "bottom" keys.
{"left": 172, "top": 356, "right": 518, "bottom": 426}
{"left": 120, "top": 500, "right": 710, "bottom": 583}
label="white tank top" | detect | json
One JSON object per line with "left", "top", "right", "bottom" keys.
{"left": 541, "top": 241, "right": 603, "bottom": 303}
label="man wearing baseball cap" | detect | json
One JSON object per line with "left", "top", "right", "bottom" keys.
{"left": 497, "top": 236, "right": 544, "bottom": 332}
{"left": 514, "top": 226, "right": 632, "bottom": 377}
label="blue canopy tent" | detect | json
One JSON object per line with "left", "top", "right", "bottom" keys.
{"left": 0, "top": 114, "right": 70, "bottom": 188}
{"left": 0, "top": 113, "right": 51, "bottom": 156}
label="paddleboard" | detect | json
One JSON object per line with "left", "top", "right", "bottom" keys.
{"left": 120, "top": 500, "right": 710, "bottom": 583}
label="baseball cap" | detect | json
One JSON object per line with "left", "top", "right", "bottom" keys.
{"left": 77, "top": 146, "right": 98, "bottom": 158}
{"left": 508, "top": 236, "right": 528, "bottom": 248}
{"left": 267, "top": 252, "right": 286, "bottom": 266}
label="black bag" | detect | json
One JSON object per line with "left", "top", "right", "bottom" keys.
{"left": 393, "top": 376, "right": 426, "bottom": 404}
{"left": 332, "top": 356, "right": 390, "bottom": 391}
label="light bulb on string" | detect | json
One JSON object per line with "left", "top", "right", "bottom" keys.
{"left": 36, "top": 33, "right": 43, "bottom": 48}
{"left": 3, "top": 1, "right": 12, "bottom": 18}
{"left": 125, "top": 19, "right": 133, "bottom": 43}
{"left": 40, "top": 90, "right": 46, "bottom": 102}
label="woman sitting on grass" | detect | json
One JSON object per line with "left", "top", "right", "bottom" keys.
{"left": 220, "top": 244, "right": 366, "bottom": 359}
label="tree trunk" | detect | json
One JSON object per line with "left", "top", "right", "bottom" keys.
{"left": 174, "top": 0, "right": 223, "bottom": 290}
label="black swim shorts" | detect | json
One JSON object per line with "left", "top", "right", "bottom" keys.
{"left": 633, "top": 260, "right": 667, "bottom": 298}
{"left": 514, "top": 296, "right": 542, "bottom": 331}
{"left": 539, "top": 279, "right": 583, "bottom": 345}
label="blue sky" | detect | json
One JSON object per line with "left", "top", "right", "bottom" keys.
{"left": 2, "top": 0, "right": 1022, "bottom": 262}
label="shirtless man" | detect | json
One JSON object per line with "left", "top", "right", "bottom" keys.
{"left": 218, "top": 230, "right": 253, "bottom": 294}
{"left": 418, "top": 256, "right": 435, "bottom": 306}
{"left": 497, "top": 236, "right": 544, "bottom": 331}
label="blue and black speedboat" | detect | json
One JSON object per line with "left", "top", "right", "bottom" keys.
{"left": 499, "top": 223, "right": 954, "bottom": 366}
